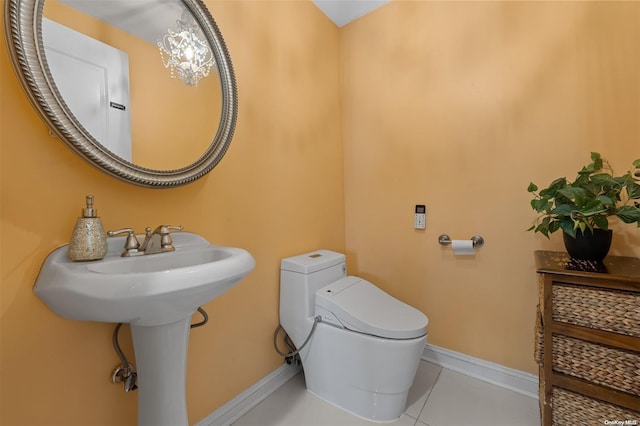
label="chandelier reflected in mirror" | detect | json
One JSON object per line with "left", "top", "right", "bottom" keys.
{"left": 157, "top": 10, "right": 216, "bottom": 86}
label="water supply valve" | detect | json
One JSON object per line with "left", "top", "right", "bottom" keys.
{"left": 111, "top": 363, "right": 138, "bottom": 392}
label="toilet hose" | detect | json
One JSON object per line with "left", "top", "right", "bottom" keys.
{"left": 273, "top": 316, "right": 322, "bottom": 358}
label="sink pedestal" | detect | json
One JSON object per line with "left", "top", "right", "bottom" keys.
{"left": 131, "top": 317, "right": 192, "bottom": 426}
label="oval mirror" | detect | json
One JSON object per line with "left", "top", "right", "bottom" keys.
{"left": 5, "top": 0, "right": 237, "bottom": 188}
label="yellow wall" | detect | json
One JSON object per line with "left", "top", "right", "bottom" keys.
{"left": 341, "top": 0, "right": 640, "bottom": 374}
{"left": 2, "top": 0, "right": 639, "bottom": 425}
{"left": 1, "top": 0, "right": 343, "bottom": 424}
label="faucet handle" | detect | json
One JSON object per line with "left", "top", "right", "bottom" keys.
{"left": 107, "top": 228, "right": 143, "bottom": 257}
{"left": 159, "top": 225, "right": 183, "bottom": 251}
{"left": 143, "top": 225, "right": 183, "bottom": 253}
{"left": 145, "top": 225, "right": 183, "bottom": 236}
{"left": 159, "top": 225, "right": 183, "bottom": 234}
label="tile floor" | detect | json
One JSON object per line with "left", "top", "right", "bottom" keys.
{"left": 232, "top": 361, "right": 541, "bottom": 426}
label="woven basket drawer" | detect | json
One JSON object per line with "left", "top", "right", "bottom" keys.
{"left": 552, "top": 335, "right": 639, "bottom": 395}
{"left": 552, "top": 283, "right": 640, "bottom": 337}
{"left": 552, "top": 388, "right": 640, "bottom": 425}
{"left": 535, "top": 313, "right": 640, "bottom": 396}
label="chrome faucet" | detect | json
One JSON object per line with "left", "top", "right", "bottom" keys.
{"left": 108, "top": 225, "right": 183, "bottom": 257}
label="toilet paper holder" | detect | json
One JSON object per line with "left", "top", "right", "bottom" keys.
{"left": 438, "top": 234, "right": 484, "bottom": 248}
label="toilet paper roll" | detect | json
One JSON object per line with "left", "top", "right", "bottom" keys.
{"left": 451, "top": 240, "right": 475, "bottom": 255}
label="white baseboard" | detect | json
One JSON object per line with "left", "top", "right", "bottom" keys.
{"left": 195, "top": 362, "right": 302, "bottom": 426}
{"left": 422, "top": 343, "right": 539, "bottom": 400}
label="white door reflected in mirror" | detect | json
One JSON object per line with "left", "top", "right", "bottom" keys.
{"left": 43, "top": 18, "right": 132, "bottom": 161}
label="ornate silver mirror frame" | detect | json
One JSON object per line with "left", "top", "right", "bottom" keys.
{"left": 4, "top": 0, "right": 237, "bottom": 188}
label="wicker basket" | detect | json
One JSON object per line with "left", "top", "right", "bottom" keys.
{"left": 535, "top": 311, "right": 640, "bottom": 396}
{"left": 552, "top": 388, "right": 640, "bottom": 425}
{"left": 553, "top": 336, "right": 637, "bottom": 395}
{"left": 552, "top": 283, "right": 640, "bottom": 337}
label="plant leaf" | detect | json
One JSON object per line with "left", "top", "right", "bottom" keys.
{"left": 590, "top": 173, "right": 613, "bottom": 185}
{"left": 591, "top": 152, "right": 603, "bottom": 170}
{"left": 559, "top": 218, "right": 575, "bottom": 238}
{"left": 592, "top": 215, "right": 609, "bottom": 230}
{"left": 625, "top": 182, "right": 640, "bottom": 199}
{"left": 534, "top": 223, "right": 550, "bottom": 238}
{"left": 532, "top": 198, "right": 552, "bottom": 212}
{"left": 548, "top": 177, "right": 567, "bottom": 191}
{"left": 527, "top": 182, "right": 538, "bottom": 192}
{"left": 552, "top": 204, "right": 574, "bottom": 215}
{"left": 596, "top": 195, "right": 615, "bottom": 206}
{"left": 558, "top": 187, "right": 586, "bottom": 201}
{"left": 577, "top": 221, "right": 587, "bottom": 233}
{"left": 616, "top": 205, "right": 640, "bottom": 224}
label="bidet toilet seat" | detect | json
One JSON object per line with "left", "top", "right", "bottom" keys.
{"left": 280, "top": 249, "right": 429, "bottom": 421}
{"left": 315, "top": 276, "right": 428, "bottom": 339}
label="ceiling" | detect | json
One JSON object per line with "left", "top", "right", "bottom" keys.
{"left": 56, "top": 0, "right": 391, "bottom": 45}
{"left": 57, "top": 0, "right": 182, "bottom": 45}
{"left": 312, "top": 0, "right": 390, "bottom": 27}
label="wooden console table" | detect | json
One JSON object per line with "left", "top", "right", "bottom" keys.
{"left": 534, "top": 251, "right": 640, "bottom": 425}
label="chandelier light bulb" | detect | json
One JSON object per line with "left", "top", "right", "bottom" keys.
{"left": 157, "top": 11, "right": 216, "bottom": 87}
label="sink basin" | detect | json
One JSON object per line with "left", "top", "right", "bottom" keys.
{"left": 34, "top": 232, "right": 256, "bottom": 326}
{"left": 86, "top": 246, "right": 232, "bottom": 274}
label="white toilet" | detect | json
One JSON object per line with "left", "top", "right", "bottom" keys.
{"left": 279, "top": 250, "right": 429, "bottom": 422}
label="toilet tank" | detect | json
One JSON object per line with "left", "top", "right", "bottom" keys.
{"left": 280, "top": 250, "right": 347, "bottom": 334}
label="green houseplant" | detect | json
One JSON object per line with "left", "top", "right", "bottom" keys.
{"left": 527, "top": 152, "right": 640, "bottom": 260}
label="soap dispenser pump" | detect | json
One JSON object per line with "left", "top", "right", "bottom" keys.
{"left": 68, "top": 195, "right": 108, "bottom": 261}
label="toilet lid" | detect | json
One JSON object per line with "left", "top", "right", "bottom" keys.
{"left": 315, "top": 276, "right": 428, "bottom": 339}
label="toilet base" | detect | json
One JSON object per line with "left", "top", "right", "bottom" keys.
{"left": 306, "top": 388, "right": 406, "bottom": 424}
{"left": 300, "top": 323, "right": 426, "bottom": 422}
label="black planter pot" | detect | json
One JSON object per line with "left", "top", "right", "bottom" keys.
{"left": 562, "top": 229, "right": 613, "bottom": 262}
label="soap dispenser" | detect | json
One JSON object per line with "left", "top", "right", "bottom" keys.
{"left": 68, "top": 195, "right": 108, "bottom": 261}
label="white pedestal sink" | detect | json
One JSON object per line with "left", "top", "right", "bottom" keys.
{"left": 34, "top": 232, "right": 255, "bottom": 425}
